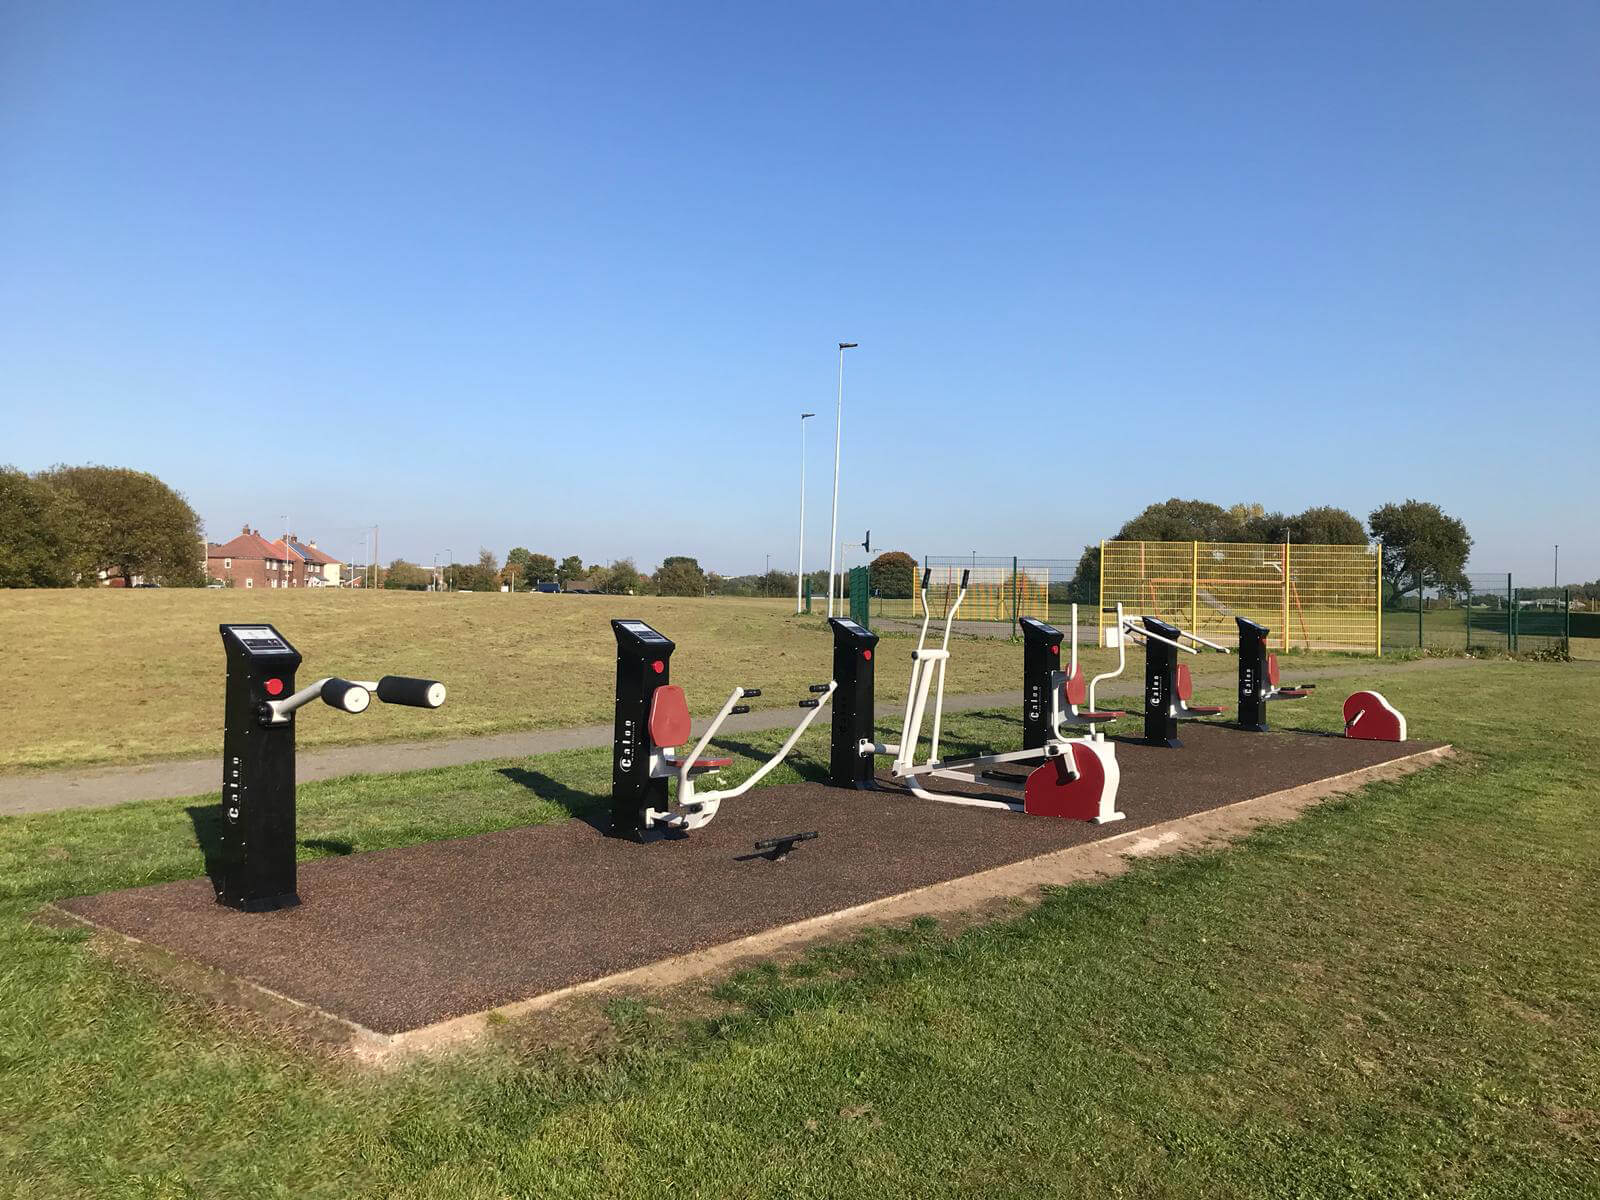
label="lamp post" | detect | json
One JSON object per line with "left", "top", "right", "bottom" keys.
{"left": 444, "top": 547, "right": 453, "bottom": 592}
{"left": 797, "top": 411, "right": 816, "bottom": 613}
{"left": 826, "top": 342, "right": 857, "bottom": 617}
{"left": 1554, "top": 544, "right": 1559, "bottom": 590}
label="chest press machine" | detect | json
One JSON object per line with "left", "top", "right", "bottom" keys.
{"left": 1092, "top": 605, "right": 1231, "bottom": 747}
{"left": 1234, "top": 616, "right": 1314, "bottom": 731}
{"left": 828, "top": 571, "right": 1124, "bottom": 823}
{"left": 609, "top": 619, "right": 836, "bottom": 837}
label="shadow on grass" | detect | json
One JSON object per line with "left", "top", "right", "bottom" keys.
{"left": 496, "top": 766, "right": 611, "bottom": 833}
{"left": 185, "top": 803, "right": 223, "bottom": 891}
{"left": 301, "top": 838, "right": 354, "bottom": 856}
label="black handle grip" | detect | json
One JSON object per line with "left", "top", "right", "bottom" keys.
{"left": 798, "top": 699, "right": 819, "bottom": 709}
{"left": 731, "top": 705, "right": 751, "bottom": 715}
{"left": 921, "top": 568, "right": 931, "bottom": 588}
{"left": 321, "top": 678, "right": 370, "bottom": 714}
{"left": 741, "top": 688, "right": 762, "bottom": 698}
{"left": 376, "top": 676, "right": 447, "bottom": 708}
{"left": 960, "top": 569, "right": 970, "bottom": 588}
{"left": 808, "top": 683, "right": 830, "bottom": 693}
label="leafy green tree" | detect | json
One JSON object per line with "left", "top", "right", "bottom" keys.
{"left": 0, "top": 466, "right": 92, "bottom": 586}
{"left": 1119, "top": 498, "right": 1242, "bottom": 542}
{"left": 869, "top": 550, "right": 918, "bottom": 599}
{"left": 37, "top": 464, "right": 204, "bottom": 586}
{"left": 655, "top": 555, "right": 707, "bottom": 597}
{"left": 526, "top": 553, "right": 557, "bottom": 584}
{"left": 557, "top": 555, "right": 585, "bottom": 587}
{"left": 476, "top": 548, "right": 499, "bottom": 576}
{"left": 1369, "top": 500, "right": 1472, "bottom": 598}
{"left": 605, "top": 558, "right": 642, "bottom": 594}
{"left": 384, "top": 559, "right": 430, "bottom": 590}
{"left": 1288, "top": 506, "right": 1367, "bottom": 545}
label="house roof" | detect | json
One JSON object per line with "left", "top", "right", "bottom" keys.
{"left": 208, "top": 528, "right": 295, "bottom": 562}
{"left": 286, "top": 537, "right": 341, "bottom": 566}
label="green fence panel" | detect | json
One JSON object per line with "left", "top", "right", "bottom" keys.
{"left": 848, "top": 566, "right": 871, "bottom": 629}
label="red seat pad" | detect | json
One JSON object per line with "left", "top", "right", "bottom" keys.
{"left": 1077, "top": 710, "right": 1123, "bottom": 722}
{"left": 1187, "top": 705, "right": 1226, "bottom": 715}
{"left": 648, "top": 685, "right": 693, "bottom": 747}
{"left": 1277, "top": 688, "right": 1309, "bottom": 698}
{"left": 1267, "top": 653, "right": 1281, "bottom": 686}
{"left": 1176, "top": 663, "right": 1194, "bottom": 702}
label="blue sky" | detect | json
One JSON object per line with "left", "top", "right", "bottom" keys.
{"left": 3, "top": 1, "right": 1596, "bottom": 583}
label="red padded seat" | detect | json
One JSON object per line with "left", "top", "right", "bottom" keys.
{"left": 1267, "top": 653, "right": 1281, "bottom": 686}
{"left": 1076, "top": 711, "right": 1124, "bottom": 722}
{"left": 663, "top": 752, "right": 733, "bottom": 770}
{"left": 1177, "top": 664, "right": 1225, "bottom": 714}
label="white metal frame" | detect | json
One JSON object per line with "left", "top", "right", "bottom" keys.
{"left": 1087, "top": 604, "right": 1230, "bottom": 718}
{"left": 644, "top": 681, "right": 839, "bottom": 833}
{"left": 863, "top": 572, "right": 1120, "bottom": 820}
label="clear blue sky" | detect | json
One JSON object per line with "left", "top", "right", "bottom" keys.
{"left": 3, "top": 2, "right": 1596, "bottom": 583}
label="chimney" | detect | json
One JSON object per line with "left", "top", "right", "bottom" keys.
{"left": 242, "top": 523, "right": 250, "bottom": 534}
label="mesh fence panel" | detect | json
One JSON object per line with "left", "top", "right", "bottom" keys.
{"left": 1100, "top": 541, "right": 1380, "bottom": 652}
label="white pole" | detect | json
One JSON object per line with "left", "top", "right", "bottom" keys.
{"left": 827, "top": 342, "right": 856, "bottom": 617}
{"left": 797, "top": 412, "right": 814, "bottom": 613}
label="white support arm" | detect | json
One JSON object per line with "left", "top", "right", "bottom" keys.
{"left": 263, "top": 677, "right": 369, "bottom": 723}
{"left": 675, "top": 686, "right": 749, "bottom": 791}
{"left": 690, "top": 683, "right": 837, "bottom": 804}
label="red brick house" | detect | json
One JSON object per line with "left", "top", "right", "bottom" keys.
{"left": 206, "top": 527, "right": 307, "bottom": 590}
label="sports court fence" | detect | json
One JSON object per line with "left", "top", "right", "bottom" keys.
{"left": 1099, "top": 540, "right": 1380, "bottom": 653}
{"left": 1383, "top": 573, "right": 1580, "bottom": 656}
{"left": 861, "top": 557, "right": 1083, "bottom": 631}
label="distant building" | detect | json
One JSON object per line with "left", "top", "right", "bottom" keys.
{"left": 206, "top": 526, "right": 307, "bottom": 589}
{"left": 564, "top": 576, "right": 600, "bottom": 594}
{"left": 284, "top": 536, "right": 343, "bottom": 587}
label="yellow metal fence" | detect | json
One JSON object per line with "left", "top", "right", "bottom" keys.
{"left": 1099, "top": 540, "right": 1381, "bottom": 653}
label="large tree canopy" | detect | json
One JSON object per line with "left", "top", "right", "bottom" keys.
{"left": 0, "top": 466, "right": 92, "bottom": 587}
{"left": 869, "top": 550, "right": 918, "bottom": 599}
{"left": 35, "top": 464, "right": 203, "bottom": 586}
{"left": 654, "top": 555, "right": 707, "bottom": 597}
{"left": 1369, "top": 500, "right": 1472, "bottom": 597}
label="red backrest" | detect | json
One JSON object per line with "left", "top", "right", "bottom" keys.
{"left": 1176, "top": 663, "right": 1193, "bottom": 702}
{"left": 1267, "top": 653, "right": 1281, "bottom": 686}
{"left": 648, "top": 685, "right": 692, "bottom": 747}
{"left": 1064, "top": 666, "right": 1087, "bottom": 707}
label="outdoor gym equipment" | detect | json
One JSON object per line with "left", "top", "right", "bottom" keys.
{"left": 830, "top": 571, "right": 1123, "bottom": 823}
{"left": 610, "top": 619, "right": 837, "bottom": 836}
{"left": 1092, "top": 605, "right": 1230, "bottom": 748}
{"left": 1343, "top": 691, "right": 1407, "bottom": 741}
{"left": 216, "top": 623, "right": 446, "bottom": 911}
{"left": 1235, "top": 616, "right": 1314, "bottom": 732}
{"left": 1031, "top": 605, "right": 1125, "bottom": 741}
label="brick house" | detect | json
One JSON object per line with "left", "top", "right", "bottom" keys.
{"left": 284, "top": 536, "right": 343, "bottom": 586}
{"left": 206, "top": 527, "right": 307, "bottom": 590}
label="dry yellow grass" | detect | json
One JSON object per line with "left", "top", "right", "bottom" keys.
{"left": 0, "top": 590, "right": 1033, "bottom": 771}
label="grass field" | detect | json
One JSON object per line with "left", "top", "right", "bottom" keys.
{"left": 2, "top": 660, "right": 1597, "bottom": 1196}
{"left": 0, "top": 590, "right": 1381, "bottom": 773}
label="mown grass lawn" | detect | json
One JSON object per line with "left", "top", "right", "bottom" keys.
{"left": 0, "top": 588, "right": 1395, "bottom": 772}
{"left": 2, "top": 661, "right": 1596, "bottom": 1197}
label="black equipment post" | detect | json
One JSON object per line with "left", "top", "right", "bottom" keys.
{"left": 827, "top": 616, "right": 879, "bottom": 788}
{"left": 217, "top": 623, "right": 303, "bottom": 911}
{"left": 1235, "top": 617, "right": 1272, "bottom": 732}
{"left": 1140, "top": 615, "right": 1184, "bottom": 748}
{"left": 611, "top": 619, "right": 676, "bottom": 836}
{"left": 1019, "top": 616, "right": 1064, "bottom": 752}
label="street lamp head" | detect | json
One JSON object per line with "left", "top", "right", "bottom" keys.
{"left": 801, "top": 411, "right": 816, "bottom": 419}
{"left": 839, "top": 342, "right": 858, "bottom": 350}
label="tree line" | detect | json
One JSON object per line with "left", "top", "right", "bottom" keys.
{"left": 0, "top": 464, "right": 205, "bottom": 587}
{"left": 1069, "top": 497, "right": 1473, "bottom": 604}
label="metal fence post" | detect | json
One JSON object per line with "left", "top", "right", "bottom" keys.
{"left": 1191, "top": 541, "right": 1199, "bottom": 636}
{"left": 1375, "top": 545, "right": 1383, "bottom": 656}
{"left": 1565, "top": 588, "right": 1572, "bottom": 654}
{"left": 1417, "top": 569, "right": 1424, "bottom": 649}
{"left": 1465, "top": 582, "right": 1472, "bottom": 650}
{"left": 1506, "top": 573, "right": 1514, "bottom": 652}
{"left": 1011, "top": 556, "right": 1019, "bottom": 640}
{"left": 1282, "top": 541, "right": 1291, "bottom": 652}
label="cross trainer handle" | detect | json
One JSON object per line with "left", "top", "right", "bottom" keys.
{"left": 374, "top": 676, "right": 448, "bottom": 708}
{"left": 741, "top": 688, "right": 762, "bottom": 698}
{"left": 808, "top": 683, "right": 831, "bottom": 692}
{"left": 731, "top": 704, "right": 751, "bottom": 715}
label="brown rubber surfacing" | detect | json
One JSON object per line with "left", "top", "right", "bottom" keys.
{"left": 58, "top": 725, "right": 1436, "bottom": 1035}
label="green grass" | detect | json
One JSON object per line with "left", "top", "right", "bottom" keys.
{"left": 0, "top": 589, "right": 1383, "bottom": 773}
{"left": 2, "top": 662, "right": 1597, "bottom": 1196}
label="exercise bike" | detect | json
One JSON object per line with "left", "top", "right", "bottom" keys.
{"left": 871, "top": 570, "right": 1123, "bottom": 822}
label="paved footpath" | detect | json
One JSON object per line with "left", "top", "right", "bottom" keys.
{"left": 1, "top": 658, "right": 1487, "bottom": 816}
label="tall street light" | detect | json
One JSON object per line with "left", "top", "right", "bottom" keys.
{"left": 797, "top": 411, "right": 815, "bottom": 613}
{"left": 827, "top": 342, "right": 858, "bottom": 617}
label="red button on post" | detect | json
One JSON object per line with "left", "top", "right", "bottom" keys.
{"left": 863, "top": 649, "right": 872, "bottom": 661}
{"left": 651, "top": 660, "right": 665, "bottom": 674}
{"left": 265, "top": 678, "right": 285, "bottom": 696}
